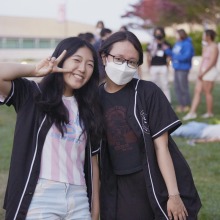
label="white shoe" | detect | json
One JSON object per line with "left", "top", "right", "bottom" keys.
{"left": 201, "top": 113, "right": 214, "bottom": 118}
{"left": 182, "top": 112, "right": 197, "bottom": 121}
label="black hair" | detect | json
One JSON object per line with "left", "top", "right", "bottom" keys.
{"left": 120, "top": 25, "right": 128, "bottom": 31}
{"left": 205, "top": 29, "right": 216, "bottom": 41}
{"left": 177, "top": 29, "right": 188, "bottom": 40}
{"left": 154, "top": 27, "right": 166, "bottom": 38}
{"left": 35, "top": 37, "right": 103, "bottom": 143}
{"left": 99, "top": 31, "right": 143, "bottom": 66}
{"left": 100, "top": 28, "right": 112, "bottom": 38}
{"left": 77, "top": 33, "right": 85, "bottom": 39}
{"left": 96, "top": 20, "right": 105, "bottom": 28}
{"left": 83, "top": 32, "right": 95, "bottom": 44}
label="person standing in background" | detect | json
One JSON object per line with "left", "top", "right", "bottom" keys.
{"left": 94, "top": 20, "right": 105, "bottom": 41}
{"left": 119, "top": 25, "right": 128, "bottom": 32}
{"left": 93, "top": 28, "right": 112, "bottom": 52}
{"left": 183, "top": 29, "right": 219, "bottom": 120}
{"left": 147, "top": 27, "right": 172, "bottom": 102}
{"left": 78, "top": 32, "right": 96, "bottom": 46}
{"left": 93, "top": 28, "right": 112, "bottom": 83}
{"left": 165, "top": 29, "right": 194, "bottom": 112}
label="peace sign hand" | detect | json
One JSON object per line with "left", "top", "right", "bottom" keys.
{"left": 32, "top": 50, "right": 70, "bottom": 77}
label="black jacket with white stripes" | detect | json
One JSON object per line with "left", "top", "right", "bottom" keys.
{"left": 99, "top": 79, "right": 201, "bottom": 220}
{"left": 1, "top": 78, "right": 99, "bottom": 220}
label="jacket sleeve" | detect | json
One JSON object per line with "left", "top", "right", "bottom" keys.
{"left": 173, "top": 42, "right": 194, "bottom": 62}
{"left": 0, "top": 78, "right": 34, "bottom": 112}
{"left": 165, "top": 48, "right": 173, "bottom": 57}
{"left": 91, "top": 139, "right": 101, "bottom": 156}
{"left": 144, "top": 82, "right": 181, "bottom": 139}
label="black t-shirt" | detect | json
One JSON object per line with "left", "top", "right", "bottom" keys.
{"left": 101, "top": 84, "right": 142, "bottom": 175}
{"left": 147, "top": 41, "right": 171, "bottom": 66}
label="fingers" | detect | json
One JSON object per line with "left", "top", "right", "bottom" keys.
{"left": 56, "top": 67, "right": 71, "bottom": 73}
{"left": 47, "top": 56, "right": 52, "bottom": 61}
{"left": 168, "top": 210, "right": 188, "bottom": 220}
{"left": 56, "top": 50, "right": 67, "bottom": 64}
{"left": 184, "top": 206, "right": 188, "bottom": 217}
{"left": 169, "top": 212, "right": 185, "bottom": 220}
{"left": 167, "top": 204, "right": 188, "bottom": 220}
{"left": 168, "top": 209, "right": 172, "bottom": 220}
{"left": 48, "top": 57, "right": 56, "bottom": 70}
{"left": 45, "top": 50, "right": 68, "bottom": 74}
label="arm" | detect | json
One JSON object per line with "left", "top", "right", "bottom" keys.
{"left": 91, "top": 155, "right": 100, "bottom": 220}
{"left": 0, "top": 63, "right": 35, "bottom": 99}
{"left": 154, "top": 132, "right": 188, "bottom": 220}
{"left": 146, "top": 51, "right": 152, "bottom": 69}
{"left": 164, "top": 48, "right": 173, "bottom": 57}
{"left": 173, "top": 44, "right": 193, "bottom": 62}
{"left": 173, "top": 51, "right": 193, "bottom": 62}
{"left": 198, "top": 45, "right": 219, "bottom": 80}
{"left": 198, "top": 47, "right": 205, "bottom": 77}
{"left": 0, "top": 50, "right": 69, "bottom": 98}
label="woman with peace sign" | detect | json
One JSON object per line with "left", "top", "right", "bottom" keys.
{"left": 0, "top": 37, "right": 102, "bottom": 220}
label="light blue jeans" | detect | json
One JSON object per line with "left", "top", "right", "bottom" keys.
{"left": 26, "top": 178, "right": 91, "bottom": 220}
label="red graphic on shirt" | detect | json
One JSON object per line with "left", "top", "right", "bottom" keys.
{"left": 105, "top": 106, "right": 138, "bottom": 152}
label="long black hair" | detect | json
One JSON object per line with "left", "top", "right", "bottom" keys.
{"left": 99, "top": 31, "right": 143, "bottom": 66}
{"left": 35, "top": 37, "right": 103, "bottom": 144}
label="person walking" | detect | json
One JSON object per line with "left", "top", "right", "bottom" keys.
{"left": 183, "top": 29, "right": 219, "bottom": 120}
{"left": 0, "top": 37, "right": 102, "bottom": 220}
{"left": 98, "top": 31, "right": 201, "bottom": 220}
{"left": 165, "top": 29, "right": 194, "bottom": 113}
{"left": 147, "top": 27, "right": 172, "bottom": 102}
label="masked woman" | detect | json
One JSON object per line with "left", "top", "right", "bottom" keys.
{"left": 98, "top": 31, "right": 201, "bottom": 220}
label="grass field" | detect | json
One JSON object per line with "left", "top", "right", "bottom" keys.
{"left": 0, "top": 82, "right": 220, "bottom": 219}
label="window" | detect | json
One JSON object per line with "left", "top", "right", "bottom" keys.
{"left": 39, "top": 39, "right": 51, "bottom": 48}
{"left": 23, "top": 39, "right": 35, "bottom": 48}
{"left": 5, "top": 38, "right": 20, "bottom": 48}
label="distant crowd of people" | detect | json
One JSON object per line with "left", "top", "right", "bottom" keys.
{"left": 77, "top": 21, "right": 219, "bottom": 122}
{"left": 147, "top": 26, "right": 219, "bottom": 121}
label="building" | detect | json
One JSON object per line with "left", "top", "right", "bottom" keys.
{"left": 0, "top": 16, "right": 96, "bottom": 62}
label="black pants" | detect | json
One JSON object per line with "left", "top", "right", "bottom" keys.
{"left": 116, "top": 170, "right": 155, "bottom": 220}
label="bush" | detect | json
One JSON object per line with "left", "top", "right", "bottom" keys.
{"left": 189, "top": 31, "right": 203, "bottom": 56}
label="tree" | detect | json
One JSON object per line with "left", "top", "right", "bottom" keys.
{"left": 121, "top": 0, "right": 184, "bottom": 28}
{"left": 169, "top": 0, "right": 220, "bottom": 24}
{"left": 122, "top": 0, "right": 220, "bottom": 28}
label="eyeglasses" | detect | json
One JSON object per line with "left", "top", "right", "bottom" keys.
{"left": 107, "top": 54, "right": 139, "bottom": 69}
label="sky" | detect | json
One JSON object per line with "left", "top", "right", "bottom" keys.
{"left": 0, "top": 0, "right": 139, "bottom": 30}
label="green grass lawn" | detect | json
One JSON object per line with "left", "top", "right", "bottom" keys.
{"left": 171, "top": 81, "right": 220, "bottom": 219}
{"left": 0, "top": 82, "right": 220, "bottom": 219}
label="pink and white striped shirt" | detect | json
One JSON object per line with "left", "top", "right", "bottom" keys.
{"left": 39, "top": 96, "right": 86, "bottom": 185}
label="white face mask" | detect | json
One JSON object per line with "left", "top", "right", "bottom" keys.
{"left": 202, "top": 40, "right": 208, "bottom": 47}
{"left": 96, "top": 27, "right": 102, "bottom": 34}
{"left": 105, "top": 60, "right": 137, "bottom": 85}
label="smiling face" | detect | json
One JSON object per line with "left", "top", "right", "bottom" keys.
{"left": 62, "top": 46, "right": 94, "bottom": 96}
